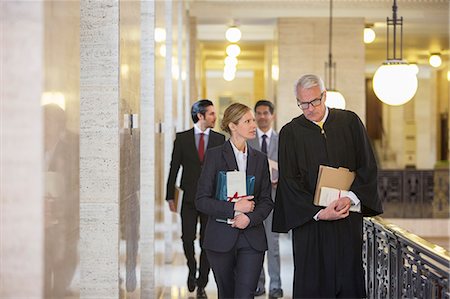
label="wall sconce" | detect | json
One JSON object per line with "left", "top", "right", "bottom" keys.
{"left": 225, "top": 26, "right": 241, "bottom": 43}
{"left": 364, "top": 25, "right": 376, "bottom": 44}
{"left": 372, "top": 0, "right": 418, "bottom": 106}
{"left": 324, "top": 0, "right": 346, "bottom": 109}
{"left": 429, "top": 53, "right": 442, "bottom": 68}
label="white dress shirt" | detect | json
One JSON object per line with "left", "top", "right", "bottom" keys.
{"left": 230, "top": 140, "right": 248, "bottom": 172}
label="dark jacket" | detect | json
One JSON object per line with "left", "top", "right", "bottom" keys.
{"left": 166, "top": 128, "right": 225, "bottom": 203}
{"left": 196, "top": 140, "right": 274, "bottom": 252}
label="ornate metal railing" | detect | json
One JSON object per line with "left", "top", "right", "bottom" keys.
{"left": 363, "top": 217, "right": 450, "bottom": 299}
{"left": 378, "top": 169, "right": 449, "bottom": 218}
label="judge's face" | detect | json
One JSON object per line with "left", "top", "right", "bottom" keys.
{"left": 296, "top": 86, "right": 327, "bottom": 122}
{"left": 231, "top": 110, "right": 257, "bottom": 140}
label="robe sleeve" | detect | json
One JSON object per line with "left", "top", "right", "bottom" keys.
{"left": 350, "top": 112, "right": 383, "bottom": 216}
{"left": 272, "top": 124, "right": 322, "bottom": 233}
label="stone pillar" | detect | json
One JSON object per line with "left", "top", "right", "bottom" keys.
{"left": 80, "top": 0, "right": 120, "bottom": 297}
{"left": 140, "top": 0, "right": 156, "bottom": 297}
{"left": 0, "top": 1, "right": 44, "bottom": 297}
{"left": 276, "top": 17, "right": 365, "bottom": 129}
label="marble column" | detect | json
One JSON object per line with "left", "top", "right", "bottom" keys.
{"left": 140, "top": 0, "right": 156, "bottom": 297}
{"left": 0, "top": 1, "right": 44, "bottom": 297}
{"left": 80, "top": 0, "right": 120, "bottom": 298}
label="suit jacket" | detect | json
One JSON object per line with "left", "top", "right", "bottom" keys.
{"left": 195, "top": 140, "right": 274, "bottom": 252}
{"left": 248, "top": 130, "right": 279, "bottom": 198}
{"left": 166, "top": 128, "right": 225, "bottom": 203}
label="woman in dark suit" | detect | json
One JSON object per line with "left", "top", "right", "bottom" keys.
{"left": 196, "top": 103, "right": 274, "bottom": 299}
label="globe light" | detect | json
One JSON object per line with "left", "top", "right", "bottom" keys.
{"left": 226, "top": 44, "right": 241, "bottom": 57}
{"left": 373, "top": 61, "right": 418, "bottom": 106}
{"left": 224, "top": 56, "right": 238, "bottom": 66}
{"left": 408, "top": 63, "right": 419, "bottom": 75}
{"left": 325, "top": 90, "right": 346, "bottom": 109}
{"left": 223, "top": 71, "right": 235, "bottom": 81}
{"left": 364, "top": 27, "right": 376, "bottom": 44}
{"left": 225, "top": 26, "right": 242, "bottom": 43}
{"left": 429, "top": 54, "right": 442, "bottom": 68}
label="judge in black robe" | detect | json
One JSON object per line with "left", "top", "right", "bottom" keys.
{"left": 272, "top": 74, "right": 383, "bottom": 298}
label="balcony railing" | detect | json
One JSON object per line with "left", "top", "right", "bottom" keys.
{"left": 363, "top": 217, "right": 450, "bottom": 299}
{"left": 378, "top": 169, "right": 449, "bottom": 218}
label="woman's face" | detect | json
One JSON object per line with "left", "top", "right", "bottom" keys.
{"left": 231, "top": 110, "right": 257, "bottom": 140}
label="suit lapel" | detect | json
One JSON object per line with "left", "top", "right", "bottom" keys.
{"left": 188, "top": 128, "right": 201, "bottom": 163}
{"left": 246, "top": 145, "right": 257, "bottom": 177}
{"left": 222, "top": 140, "right": 238, "bottom": 171}
{"left": 268, "top": 131, "right": 278, "bottom": 160}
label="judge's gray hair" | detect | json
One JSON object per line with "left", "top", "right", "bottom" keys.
{"left": 294, "top": 74, "right": 326, "bottom": 97}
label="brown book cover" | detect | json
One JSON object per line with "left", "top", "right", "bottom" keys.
{"left": 313, "top": 165, "right": 355, "bottom": 206}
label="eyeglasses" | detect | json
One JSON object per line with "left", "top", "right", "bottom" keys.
{"left": 297, "top": 92, "right": 324, "bottom": 110}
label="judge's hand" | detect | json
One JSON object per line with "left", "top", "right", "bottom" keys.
{"left": 335, "top": 197, "right": 352, "bottom": 212}
{"left": 167, "top": 199, "right": 176, "bottom": 213}
{"left": 231, "top": 213, "right": 250, "bottom": 229}
{"left": 317, "top": 199, "right": 350, "bottom": 221}
{"left": 234, "top": 196, "right": 255, "bottom": 213}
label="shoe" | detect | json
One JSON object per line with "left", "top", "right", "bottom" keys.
{"left": 269, "top": 288, "right": 284, "bottom": 298}
{"left": 187, "top": 274, "right": 196, "bottom": 292}
{"left": 196, "top": 287, "right": 208, "bottom": 299}
{"left": 255, "top": 287, "right": 266, "bottom": 296}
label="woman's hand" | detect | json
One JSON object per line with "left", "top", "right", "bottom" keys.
{"left": 231, "top": 213, "right": 250, "bottom": 229}
{"left": 234, "top": 195, "right": 255, "bottom": 213}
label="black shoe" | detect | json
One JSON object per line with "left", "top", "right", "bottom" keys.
{"left": 255, "top": 287, "right": 266, "bottom": 296}
{"left": 196, "top": 287, "right": 208, "bottom": 299}
{"left": 187, "top": 274, "right": 196, "bottom": 292}
{"left": 269, "top": 288, "right": 283, "bottom": 298}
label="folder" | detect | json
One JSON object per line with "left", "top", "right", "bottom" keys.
{"left": 313, "top": 165, "right": 358, "bottom": 211}
{"left": 174, "top": 185, "right": 184, "bottom": 214}
{"left": 268, "top": 159, "right": 279, "bottom": 183}
{"left": 215, "top": 171, "right": 255, "bottom": 224}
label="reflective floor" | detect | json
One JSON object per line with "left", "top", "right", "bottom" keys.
{"left": 159, "top": 232, "right": 295, "bottom": 299}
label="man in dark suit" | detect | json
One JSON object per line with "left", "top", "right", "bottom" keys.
{"left": 248, "top": 100, "right": 283, "bottom": 298}
{"left": 166, "top": 99, "right": 225, "bottom": 298}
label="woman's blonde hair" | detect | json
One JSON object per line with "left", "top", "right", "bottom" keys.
{"left": 220, "top": 103, "right": 251, "bottom": 135}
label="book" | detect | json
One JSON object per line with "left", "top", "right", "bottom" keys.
{"left": 319, "top": 186, "right": 361, "bottom": 212}
{"left": 215, "top": 171, "right": 255, "bottom": 224}
{"left": 174, "top": 186, "right": 184, "bottom": 214}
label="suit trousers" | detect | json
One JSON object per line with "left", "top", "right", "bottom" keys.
{"left": 206, "top": 232, "right": 265, "bottom": 299}
{"left": 181, "top": 201, "right": 210, "bottom": 287}
{"left": 257, "top": 209, "right": 281, "bottom": 291}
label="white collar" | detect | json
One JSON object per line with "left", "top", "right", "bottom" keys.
{"left": 257, "top": 127, "right": 273, "bottom": 139}
{"left": 313, "top": 107, "right": 329, "bottom": 126}
{"left": 230, "top": 140, "right": 247, "bottom": 156}
{"left": 194, "top": 123, "right": 211, "bottom": 135}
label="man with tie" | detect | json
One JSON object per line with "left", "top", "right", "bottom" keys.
{"left": 248, "top": 100, "right": 283, "bottom": 298}
{"left": 166, "top": 99, "right": 225, "bottom": 299}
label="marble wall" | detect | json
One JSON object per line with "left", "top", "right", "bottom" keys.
{"left": 276, "top": 17, "right": 365, "bottom": 129}
{"left": 1, "top": 2, "right": 44, "bottom": 297}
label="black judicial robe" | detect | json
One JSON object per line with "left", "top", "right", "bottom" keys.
{"left": 272, "top": 109, "right": 383, "bottom": 298}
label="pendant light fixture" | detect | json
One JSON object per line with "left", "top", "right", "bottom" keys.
{"left": 325, "top": 0, "right": 346, "bottom": 109}
{"left": 372, "top": 0, "right": 418, "bottom": 106}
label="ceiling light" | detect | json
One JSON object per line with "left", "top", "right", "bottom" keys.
{"left": 226, "top": 44, "right": 241, "bottom": 57}
{"left": 372, "top": 0, "right": 417, "bottom": 106}
{"left": 364, "top": 27, "right": 376, "bottom": 44}
{"left": 223, "top": 71, "right": 235, "bottom": 81}
{"left": 324, "top": 0, "right": 346, "bottom": 109}
{"left": 154, "top": 28, "right": 166, "bottom": 43}
{"left": 159, "top": 44, "right": 166, "bottom": 57}
{"left": 41, "top": 92, "right": 66, "bottom": 110}
{"left": 429, "top": 53, "right": 442, "bottom": 68}
{"left": 224, "top": 56, "right": 238, "bottom": 66}
{"left": 225, "top": 26, "right": 242, "bottom": 43}
{"left": 409, "top": 63, "right": 419, "bottom": 75}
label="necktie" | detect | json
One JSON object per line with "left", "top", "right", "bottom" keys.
{"left": 317, "top": 121, "right": 325, "bottom": 135}
{"left": 261, "top": 134, "right": 268, "bottom": 155}
{"left": 198, "top": 133, "right": 205, "bottom": 162}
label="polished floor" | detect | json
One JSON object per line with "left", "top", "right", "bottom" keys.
{"left": 159, "top": 229, "right": 294, "bottom": 299}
